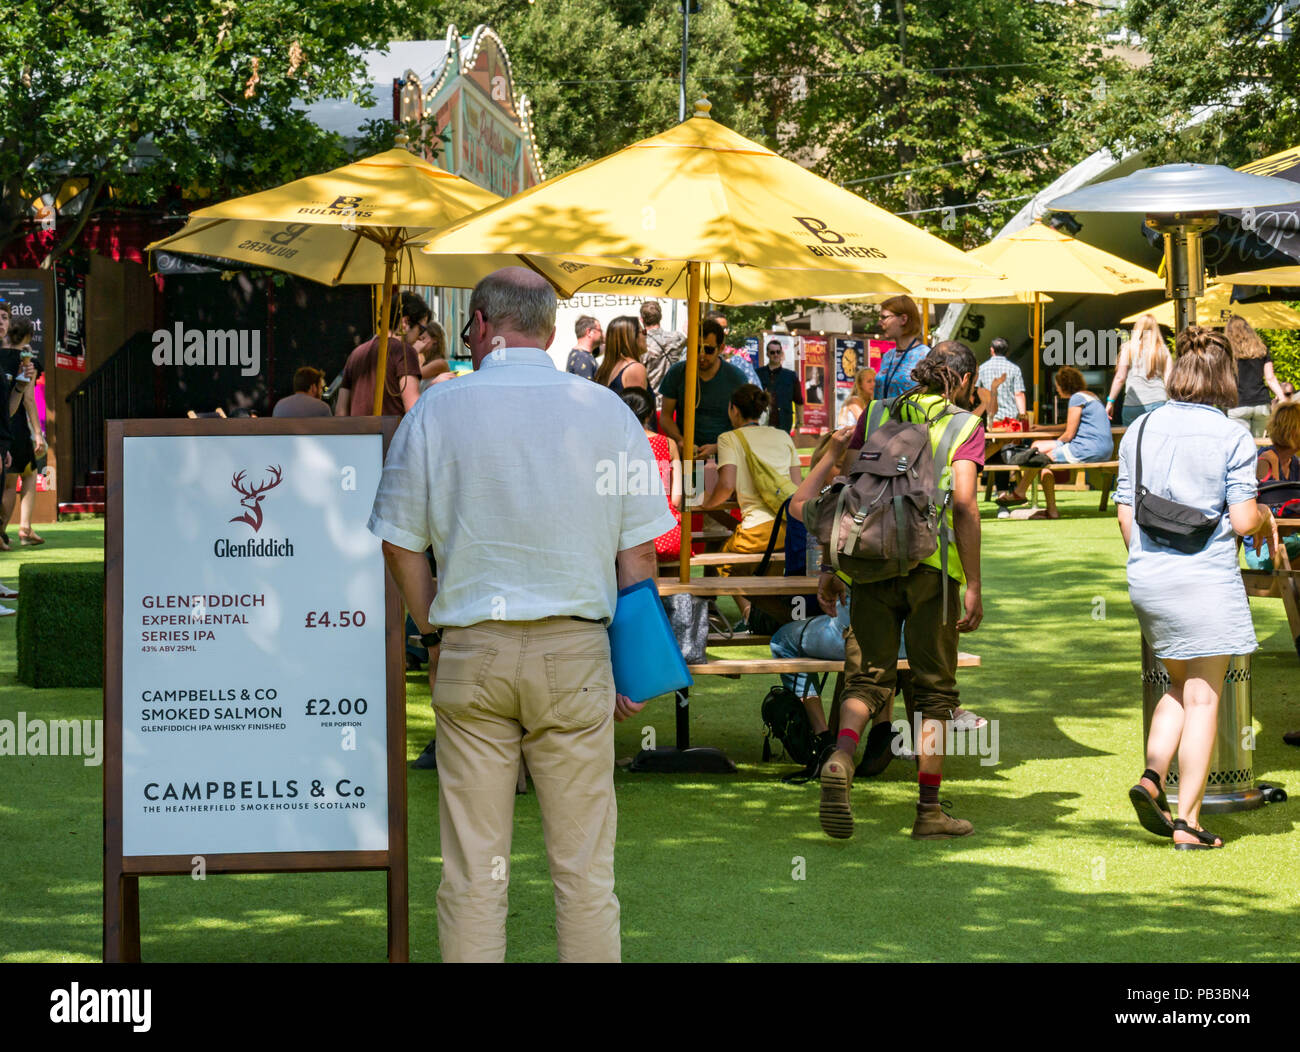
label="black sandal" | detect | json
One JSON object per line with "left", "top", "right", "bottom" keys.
{"left": 1129, "top": 769, "right": 1174, "bottom": 838}
{"left": 1172, "top": 818, "right": 1224, "bottom": 850}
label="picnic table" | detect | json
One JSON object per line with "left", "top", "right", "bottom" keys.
{"left": 632, "top": 575, "right": 981, "bottom": 772}
{"left": 982, "top": 426, "right": 1126, "bottom": 511}
{"left": 1243, "top": 517, "right": 1300, "bottom": 661}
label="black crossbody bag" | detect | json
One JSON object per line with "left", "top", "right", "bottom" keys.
{"left": 1133, "top": 413, "right": 1222, "bottom": 553}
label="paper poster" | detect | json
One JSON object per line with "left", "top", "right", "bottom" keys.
{"left": 834, "top": 337, "right": 863, "bottom": 385}
{"left": 866, "top": 338, "right": 893, "bottom": 373}
{"left": 56, "top": 266, "right": 86, "bottom": 372}
{"left": 0, "top": 277, "right": 49, "bottom": 360}
{"left": 800, "top": 335, "right": 829, "bottom": 433}
{"left": 834, "top": 336, "right": 865, "bottom": 428}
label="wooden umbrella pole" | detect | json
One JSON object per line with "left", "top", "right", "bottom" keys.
{"left": 679, "top": 261, "right": 702, "bottom": 583}
{"left": 1031, "top": 293, "right": 1042, "bottom": 425}
{"left": 922, "top": 297, "right": 930, "bottom": 344}
{"left": 372, "top": 237, "right": 399, "bottom": 416}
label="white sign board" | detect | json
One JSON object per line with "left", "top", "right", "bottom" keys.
{"left": 119, "top": 433, "right": 388, "bottom": 856}
{"left": 550, "top": 293, "right": 680, "bottom": 372}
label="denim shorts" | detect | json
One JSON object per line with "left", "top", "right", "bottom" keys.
{"left": 1048, "top": 441, "right": 1080, "bottom": 464}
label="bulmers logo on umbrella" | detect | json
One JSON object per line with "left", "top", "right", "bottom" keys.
{"left": 296, "top": 195, "right": 375, "bottom": 219}
{"left": 794, "top": 216, "right": 887, "bottom": 259}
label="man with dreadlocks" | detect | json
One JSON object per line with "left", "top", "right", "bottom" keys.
{"left": 791, "top": 341, "right": 986, "bottom": 840}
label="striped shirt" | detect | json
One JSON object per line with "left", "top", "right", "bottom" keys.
{"left": 976, "top": 355, "right": 1025, "bottom": 421}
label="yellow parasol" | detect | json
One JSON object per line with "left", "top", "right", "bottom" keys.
{"left": 1215, "top": 264, "right": 1300, "bottom": 287}
{"left": 147, "top": 146, "right": 640, "bottom": 414}
{"left": 817, "top": 278, "right": 1054, "bottom": 346}
{"left": 1122, "top": 282, "right": 1300, "bottom": 329}
{"left": 419, "top": 100, "right": 990, "bottom": 581}
{"left": 963, "top": 223, "right": 1163, "bottom": 421}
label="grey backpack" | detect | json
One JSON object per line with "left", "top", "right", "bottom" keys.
{"left": 806, "top": 396, "right": 972, "bottom": 591}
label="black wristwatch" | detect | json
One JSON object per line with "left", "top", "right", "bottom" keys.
{"left": 420, "top": 629, "right": 443, "bottom": 648}
{"left": 819, "top": 563, "right": 835, "bottom": 574}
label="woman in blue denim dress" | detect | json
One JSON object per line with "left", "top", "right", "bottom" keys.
{"left": 1114, "top": 328, "right": 1278, "bottom": 850}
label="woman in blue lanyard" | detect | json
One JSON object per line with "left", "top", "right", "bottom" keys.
{"left": 876, "top": 296, "right": 931, "bottom": 401}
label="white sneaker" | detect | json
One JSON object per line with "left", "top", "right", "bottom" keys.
{"left": 0, "top": 604, "right": 15, "bottom": 617}
{"left": 0, "top": 582, "right": 16, "bottom": 599}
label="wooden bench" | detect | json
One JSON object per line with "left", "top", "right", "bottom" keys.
{"left": 690, "top": 653, "right": 982, "bottom": 676}
{"left": 982, "top": 463, "right": 1042, "bottom": 507}
{"left": 982, "top": 461, "right": 1120, "bottom": 512}
{"left": 707, "top": 632, "right": 773, "bottom": 647}
{"left": 659, "top": 575, "right": 821, "bottom": 596}
{"left": 1051, "top": 461, "right": 1119, "bottom": 493}
{"left": 1242, "top": 569, "right": 1287, "bottom": 598}
{"left": 632, "top": 575, "right": 983, "bottom": 771}
{"left": 631, "top": 648, "right": 983, "bottom": 772}
{"left": 662, "top": 551, "right": 785, "bottom": 568}
{"left": 1243, "top": 542, "right": 1300, "bottom": 660}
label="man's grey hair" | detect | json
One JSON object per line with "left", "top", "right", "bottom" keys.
{"left": 468, "top": 269, "right": 557, "bottom": 342}
{"left": 574, "top": 314, "right": 599, "bottom": 339}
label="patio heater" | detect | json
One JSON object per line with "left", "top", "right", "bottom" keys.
{"left": 1047, "top": 163, "right": 1300, "bottom": 815}
{"left": 1046, "top": 163, "right": 1300, "bottom": 333}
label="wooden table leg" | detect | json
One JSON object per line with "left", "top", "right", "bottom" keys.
{"left": 827, "top": 672, "right": 845, "bottom": 735}
{"left": 387, "top": 865, "right": 409, "bottom": 963}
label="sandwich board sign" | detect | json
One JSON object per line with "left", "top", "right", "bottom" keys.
{"left": 103, "top": 417, "right": 408, "bottom": 962}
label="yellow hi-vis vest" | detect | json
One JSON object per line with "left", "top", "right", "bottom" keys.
{"left": 851, "top": 393, "right": 980, "bottom": 585}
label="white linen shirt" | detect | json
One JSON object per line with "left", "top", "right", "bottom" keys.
{"left": 367, "top": 346, "right": 677, "bottom": 627}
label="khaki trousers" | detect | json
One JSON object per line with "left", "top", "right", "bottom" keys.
{"left": 843, "top": 567, "right": 961, "bottom": 721}
{"left": 432, "top": 618, "right": 619, "bottom": 963}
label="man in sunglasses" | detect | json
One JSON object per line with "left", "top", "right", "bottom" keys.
{"left": 658, "top": 318, "right": 747, "bottom": 458}
{"left": 758, "top": 340, "right": 803, "bottom": 434}
{"left": 706, "top": 310, "right": 762, "bottom": 387}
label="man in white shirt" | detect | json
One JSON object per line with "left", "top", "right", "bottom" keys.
{"left": 368, "top": 267, "right": 674, "bottom": 963}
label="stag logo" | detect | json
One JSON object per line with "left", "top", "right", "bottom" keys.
{"left": 229, "top": 466, "right": 283, "bottom": 532}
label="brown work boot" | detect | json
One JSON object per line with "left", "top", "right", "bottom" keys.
{"left": 819, "top": 750, "right": 855, "bottom": 839}
{"left": 911, "top": 800, "right": 973, "bottom": 840}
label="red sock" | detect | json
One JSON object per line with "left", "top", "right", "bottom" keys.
{"left": 919, "top": 771, "right": 941, "bottom": 805}
{"left": 836, "top": 728, "right": 860, "bottom": 757}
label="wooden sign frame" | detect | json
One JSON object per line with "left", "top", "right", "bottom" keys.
{"left": 103, "top": 417, "right": 407, "bottom": 962}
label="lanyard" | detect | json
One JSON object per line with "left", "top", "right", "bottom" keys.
{"left": 883, "top": 340, "right": 919, "bottom": 394}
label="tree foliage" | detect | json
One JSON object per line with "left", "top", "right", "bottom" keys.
{"left": 728, "top": 0, "right": 1114, "bottom": 248}
{"left": 1082, "top": 1, "right": 1300, "bottom": 169}
{"left": 0, "top": 0, "right": 409, "bottom": 264}
{"left": 1261, "top": 313, "right": 1300, "bottom": 389}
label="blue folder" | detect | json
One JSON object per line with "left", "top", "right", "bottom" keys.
{"left": 607, "top": 578, "right": 693, "bottom": 704}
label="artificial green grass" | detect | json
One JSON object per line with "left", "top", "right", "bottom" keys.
{"left": 0, "top": 503, "right": 1297, "bottom": 963}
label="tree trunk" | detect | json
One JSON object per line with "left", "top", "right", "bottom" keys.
{"left": 38, "top": 174, "right": 107, "bottom": 269}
